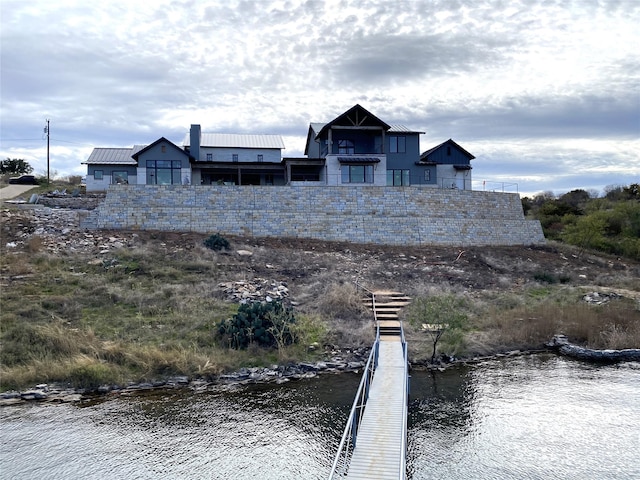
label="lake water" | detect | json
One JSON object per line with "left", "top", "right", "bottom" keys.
{"left": 1, "top": 354, "right": 639, "bottom": 479}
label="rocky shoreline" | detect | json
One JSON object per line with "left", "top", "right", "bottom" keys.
{"left": 0, "top": 346, "right": 549, "bottom": 407}
{"left": 0, "top": 346, "right": 370, "bottom": 406}
{"left": 4, "top": 340, "right": 637, "bottom": 407}
{"left": 547, "top": 334, "right": 640, "bottom": 362}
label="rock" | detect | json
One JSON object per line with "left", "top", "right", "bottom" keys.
{"left": 219, "top": 277, "right": 294, "bottom": 305}
{"left": 582, "top": 291, "right": 622, "bottom": 305}
{"left": 236, "top": 250, "right": 253, "bottom": 256}
{"left": 21, "top": 390, "right": 48, "bottom": 401}
{"left": 548, "top": 334, "right": 640, "bottom": 362}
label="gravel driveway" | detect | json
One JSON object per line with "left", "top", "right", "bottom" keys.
{"left": 0, "top": 184, "right": 38, "bottom": 200}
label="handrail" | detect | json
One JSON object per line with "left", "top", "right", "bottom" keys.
{"left": 354, "top": 279, "right": 378, "bottom": 324}
{"left": 328, "top": 331, "right": 380, "bottom": 479}
{"left": 399, "top": 322, "right": 409, "bottom": 480}
{"left": 330, "top": 280, "right": 408, "bottom": 479}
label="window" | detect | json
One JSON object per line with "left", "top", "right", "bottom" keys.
{"left": 425, "top": 170, "right": 431, "bottom": 182}
{"left": 386, "top": 169, "right": 410, "bottom": 186}
{"left": 257, "top": 154, "right": 263, "bottom": 162}
{"left": 146, "top": 160, "right": 181, "bottom": 185}
{"left": 206, "top": 153, "right": 213, "bottom": 161}
{"left": 389, "top": 136, "right": 406, "bottom": 153}
{"left": 232, "top": 154, "right": 239, "bottom": 162}
{"left": 161, "top": 145, "right": 167, "bottom": 153}
{"left": 338, "top": 139, "right": 355, "bottom": 154}
{"left": 341, "top": 165, "right": 374, "bottom": 184}
{"left": 112, "top": 171, "right": 128, "bottom": 184}
{"left": 94, "top": 170, "right": 103, "bottom": 180}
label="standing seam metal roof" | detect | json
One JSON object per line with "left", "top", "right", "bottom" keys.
{"left": 83, "top": 147, "right": 138, "bottom": 165}
{"left": 309, "top": 123, "right": 423, "bottom": 135}
{"left": 183, "top": 133, "right": 285, "bottom": 149}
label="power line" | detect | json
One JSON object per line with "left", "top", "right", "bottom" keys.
{"left": 0, "top": 137, "right": 95, "bottom": 147}
{"left": 0, "top": 138, "right": 43, "bottom": 142}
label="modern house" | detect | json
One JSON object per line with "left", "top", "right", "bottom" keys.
{"left": 418, "top": 138, "right": 475, "bottom": 190}
{"left": 184, "top": 126, "right": 287, "bottom": 186}
{"left": 83, "top": 104, "right": 474, "bottom": 192}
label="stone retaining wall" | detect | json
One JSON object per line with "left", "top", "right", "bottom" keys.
{"left": 81, "top": 185, "right": 545, "bottom": 246}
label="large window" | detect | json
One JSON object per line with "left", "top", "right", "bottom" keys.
{"left": 338, "top": 139, "right": 355, "bottom": 154}
{"left": 112, "top": 171, "right": 128, "bottom": 184}
{"left": 387, "top": 169, "right": 410, "bottom": 186}
{"left": 389, "top": 136, "right": 406, "bottom": 153}
{"left": 146, "top": 160, "right": 181, "bottom": 185}
{"left": 341, "top": 165, "right": 374, "bottom": 184}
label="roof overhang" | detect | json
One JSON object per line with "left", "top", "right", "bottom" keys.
{"left": 316, "top": 104, "right": 391, "bottom": 139}
{"left": 337, "top": 157, "right": 381, "bottom": 163}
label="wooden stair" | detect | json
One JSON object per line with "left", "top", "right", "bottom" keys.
{"left": 362, "top": 290, "right": 411, "bottom": 337}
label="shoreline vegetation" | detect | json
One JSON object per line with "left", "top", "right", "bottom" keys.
{"left": 1, "top": 195, "right": 639, "bottom": 402}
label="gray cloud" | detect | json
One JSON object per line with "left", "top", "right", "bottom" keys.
{"left": 1, "top": 0, "right": 638, "bottom": 194}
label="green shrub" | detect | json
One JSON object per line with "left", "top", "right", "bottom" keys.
{"left": 204, "top": 233, "right": 230, "bottom": 251}
{"left": 217, "top": 300, "right": 296, "bottom": 349}
{"left": 68, "top": 360, "right": 117, "bottom": 390}
{"left": 533, "top": 271, "right": 557, "bottom": 284}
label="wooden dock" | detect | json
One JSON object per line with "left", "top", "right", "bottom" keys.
{"left": 346, "top": 290, "right": 410, "bottom": 479}
{"left": 329, "top": 287, "right": 410, "bottom": 480}
{"left": 346, "top": 338, "right": 407, "bottom": 479}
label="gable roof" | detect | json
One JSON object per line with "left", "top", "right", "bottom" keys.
{"left": 183, "top": 133, "right": 285, "bottom": 149}
{"left": 82, "top": 146, "right": 143, "bottom": 165}
{"left": 420, "top": 139, "right": 475, "bottom": 161}
{"left": 132, "top": 137, "right": 194, "bottom": 160}
{"left": 316, "top": 104, "right": 391, "bottom": 138}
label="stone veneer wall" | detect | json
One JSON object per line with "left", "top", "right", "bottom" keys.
{"left": 81, "top": 185, "right": 545, "bottom": 246}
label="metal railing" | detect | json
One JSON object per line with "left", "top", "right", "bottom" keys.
{"left": 328, "top": 280, "right": 408, "bottom": 479}
{"left": 399, "top": 324, "right": 409, "bottom": 480}
{"left": 328, "top": 329, "right": 380, "bottom": 478}
{"left": 355, "top": 279, "right": 378, "bottom": 323}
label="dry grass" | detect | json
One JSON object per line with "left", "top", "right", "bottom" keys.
{"left": 471, "top": 291, "right": 640, "bottom": 353}
{"left": 2, "top": 218, "right": 640, "bottom": 391}
{"left": 402, "top": 285, "right": 640, "bottom": 360}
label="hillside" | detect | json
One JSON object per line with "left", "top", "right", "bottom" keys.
{"left": 1, "top": 204, "right": 639, "bottom": 391}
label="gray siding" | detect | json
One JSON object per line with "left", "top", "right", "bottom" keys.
{"left": 200, "top": 147, "right": 281, "bottom": 163}
{"left": 135, "top": 143, "right": 190, "bottom": 169}
{"left": 426, "top": 146, "right": 471, "bottom": 166}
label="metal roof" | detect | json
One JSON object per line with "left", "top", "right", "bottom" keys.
{"left": 83, "top": 147, "right": 138, "bottom": 165}
{"left": 309, "top": 123, "right": 423, "bottom": 135}
{"left": 337, "top": 157, "right": 381, "bottom": 163}
{"left": 310, "top": 123, "right": 325, "bottom": 136}
{"left": 183, "top": 133, "right": 285, "bottom": 149}
{"left": 420, "top": 139, "right": 475, "bottom": 160}
{"left": 388, "top": 125, "right": 425, "bottom": 134}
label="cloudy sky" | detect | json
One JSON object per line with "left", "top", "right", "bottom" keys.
{"left": 1, "top": 0, "right": 638, "bottom": 197}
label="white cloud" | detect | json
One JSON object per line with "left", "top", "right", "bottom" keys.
{"left": 1, "top": 0, "right": 638, "bottom": 195}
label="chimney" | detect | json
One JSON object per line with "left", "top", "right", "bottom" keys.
{"left": 190, "top": 124, "right": 201, "bottom": 161}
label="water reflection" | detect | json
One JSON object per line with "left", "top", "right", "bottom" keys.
{"left": 1, "top": 356, "right": 639, "bottom": 479}
{"left": 408, "top": 355, "right": 640, "bottom": 479}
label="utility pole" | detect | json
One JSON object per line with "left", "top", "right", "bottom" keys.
{"left": 45, "top": 119, "right": 50, "bottom": 185}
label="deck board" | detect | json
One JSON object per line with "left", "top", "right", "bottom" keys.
{"left": 346, "top": 340, "right": 407, "bottom": 479}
